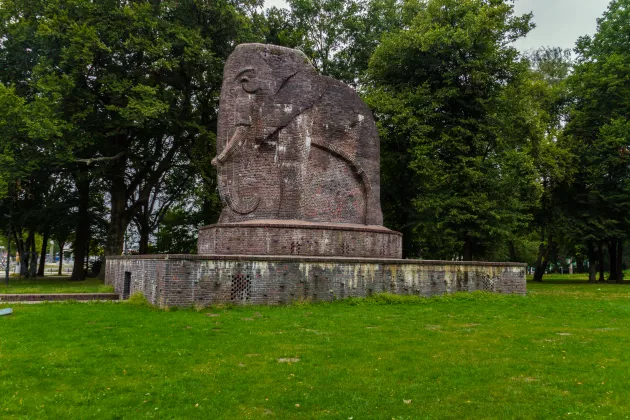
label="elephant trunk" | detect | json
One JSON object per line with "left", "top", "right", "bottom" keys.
{"left": 213, "top": 125, "right": 260, "bottom": 215}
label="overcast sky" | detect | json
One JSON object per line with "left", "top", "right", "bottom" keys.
{"left": 264, "top": 0, "right": 612, "bottom": 52}
{"left": 513, "top": 0, "right": 610, "bottom": 52}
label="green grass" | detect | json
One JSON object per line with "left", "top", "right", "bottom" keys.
{"left": 1, "top": 285, "right": 630, "bottom": 418}
{"left": 527, "top": 269, "right": 630, "bottom": 284}
{"left": 0, "top": 276, "right": 114, "bottom": 294}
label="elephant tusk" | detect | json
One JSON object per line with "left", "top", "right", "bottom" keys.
{"left": 212, "top": 125, "right": 250, "bottom": 166}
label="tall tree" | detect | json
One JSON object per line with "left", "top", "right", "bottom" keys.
{"left": 523, "top": 47, "right": 574, "bottom": 281}
{"left": 1, "top": 0, "right": 254, "bottom": 273}
{"left": 262, "top": 0, "right": 403, "bottom": 86}
{"left": 366, "top": 0, "right": 538, "bottom": 260}
{"left": 563, "top": 0, "right": 630, "bottom": 283}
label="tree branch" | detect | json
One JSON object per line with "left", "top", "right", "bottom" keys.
{"left": 75, "top": 152, "right": 126, "bottom": 166}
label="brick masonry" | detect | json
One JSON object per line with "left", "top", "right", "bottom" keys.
{"left": 105, "top": 255, "right": 526, "bottom": 308}
{"left": 197, "top": 220, "right": 403, "bottom": 258}
{"left": 213, "top": 44, "right": 383, "bottom": 226}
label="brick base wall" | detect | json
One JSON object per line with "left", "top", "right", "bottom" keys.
{"left": 197, "top": 220, "right": 403, "bottom": 258}
{"left": 105, "top": 255, "right": 526, "bottom": 307}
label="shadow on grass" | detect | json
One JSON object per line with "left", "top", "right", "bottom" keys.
{"left": 0, "top": 276, "right": 113, "bottom": 294}
{"left": 528, "top": 279, "right": 630, "bottom": 285}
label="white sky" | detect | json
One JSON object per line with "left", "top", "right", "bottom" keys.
{"left": 512, "top": 0, "right": 610, "bottom": 52}
{"left": 263, "top": 0, "right": 611, "bottom": 52}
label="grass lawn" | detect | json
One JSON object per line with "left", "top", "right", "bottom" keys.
{"left": 0, "top": 276, "right": 114, "bottom": 294}
{"left": 527, "top": 269, "right": 630, "bottom": 284}
{"left": 1, "top": 282, "right": 630, "bottom": 419}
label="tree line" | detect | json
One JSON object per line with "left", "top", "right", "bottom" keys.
{"left": 0, "top": 0, "right": 628, "bottom": 283}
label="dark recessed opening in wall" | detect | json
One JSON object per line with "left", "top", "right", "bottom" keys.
{"left": 123, "top": 272, "right": 131, "bottom": 299}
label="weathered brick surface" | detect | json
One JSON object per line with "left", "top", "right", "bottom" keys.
{"left": 197, "top": 220, "right": 402, "bottom": 258}
{"left": 106, "top": 255, "right": 526, "bottom": 307}
{"left": 213, "top": 44, "right": 383, "bottom": 226}
{"left": 202, "top": 43, "right": 406, "bottom": 257}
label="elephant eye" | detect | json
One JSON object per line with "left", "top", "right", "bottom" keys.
{"left": 240, "top": 76, "right": 250, "bottom": 83}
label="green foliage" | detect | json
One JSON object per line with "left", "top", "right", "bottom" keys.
{"left": 366, "top": 0, "right": 539, "bottom": 259}
{"left": 556, "top": 0, "right": 630, "bottom": 280}
{"left": 0, "top": 0, "right": 253, "bottom": 263}
{"left": 261, "top": 0, "right": 403, "bottom": 85}
{"left": 126, "top": 291, "right": 152, "bottom": 308}
{"left": 154, "top": 208, "right": 200, "bottom": 254}
{"left": 0, "top": 0, "right": 628, "bottom": 272}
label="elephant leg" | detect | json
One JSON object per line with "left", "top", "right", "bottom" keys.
{"left": 277, "top": 161, "right": 303, "bottom": 219}
{"left": 311, "top": 140, "right": 372, "bottom": 225}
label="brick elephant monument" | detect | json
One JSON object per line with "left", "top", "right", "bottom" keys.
{"left": 199, "top": 43, "right": 402, "bottom": 258}
{"left": 105, "top": 44, "right": 526, "bottom": 307}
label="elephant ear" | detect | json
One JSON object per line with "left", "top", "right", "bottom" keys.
{"left": 263, "top": 70, "right": 328, "bottom": 138}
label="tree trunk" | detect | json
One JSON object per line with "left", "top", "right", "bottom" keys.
{"left": 23, "top": 231, "right": 34, "bottom": 278}
{"left": 551, "top": 241, "right": 559, "bottom": 273}
{"left": 139, "top": 228, "right": 150, "bottom": 254}
{"left": 28, "top": 237, "right": 37, "bottom": 279}
{"left": 533, "top": 234, "right": 553, "bottom": 282}
{"left": 576, "top": 255, "right": 585, "bottom": 273}
{"left": 105, "top": 156, "right": 129, "bottom": 256}
{"left": 101, "top": 157, "right": 130, "bottom": 281}
{"left": 84, "top": 233, "right": 90, "bottom": 279}
{"left": 598, "top": 240, "right": 606, "bottom": 283}
{"left": 58, "top": 242, "right": 64, "bottom": 276}
{"left": 616, "top": 239, "right": 624, "bottom": 283}
{"left": 608, "top": 239, "right": 618, "bottom": 283}
{"left": 588, "top": 241, "right": 597, "bottom": 283}
{"left": 138, "top": 207, "right": 150, "bottom": 254}
{"left": 37, "top": 231, "right": 49, "bottom": 277}
{"left": 508, "top": 241, "right": 518, "bottom": 262}
{"left": 463, "top": 236, "right": 473, "bottom": 261}
{"left": 71, "top": 174, "right": 90, "bottom": 281}
{"left": 12, "top": 229, "right": 25, "bottom": 277}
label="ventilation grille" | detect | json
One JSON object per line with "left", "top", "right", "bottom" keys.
{"left": 231, "top": 273, "right": 252, "bottom": 301}
{"left": 478, "top": 275, "right": 494, "bottom": 292}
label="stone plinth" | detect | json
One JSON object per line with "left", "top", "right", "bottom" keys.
{"left": 105, "top": 254, "right": 526, "bottom": 308}
{"left": 197, "top": 220, "right": 403, "bottom": 258}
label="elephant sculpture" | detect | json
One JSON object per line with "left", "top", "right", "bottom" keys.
{"left": 212, "top": 43, "right": 383, "bottom": 226}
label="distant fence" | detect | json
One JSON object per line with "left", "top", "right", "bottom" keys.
{"left": 1, "top": 265, "right": 73, "bottom": 275}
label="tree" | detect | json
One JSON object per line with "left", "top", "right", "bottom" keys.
{"left": 1, "top": 0, "right": 254, "bottom": 276}
{"left": 522, "top": 47, "right": 574, "bottom": 281}
{"left": 131, "top": 162, "right": 195, "bottom": 254}
{"left": 262, "top": 0, "right": 403, "bottom": 86}
{"left": 366, "top": 0, "right": 538, "bottom": 260}
{"left": 154, "top": 209, "right": 200, "bottom": 254}
{"left": 563, "top": 0, "right": 630, "bottom": 283}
